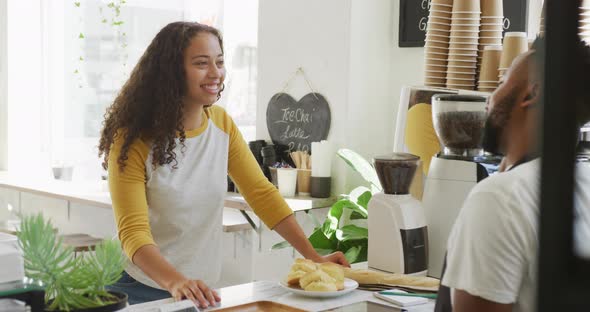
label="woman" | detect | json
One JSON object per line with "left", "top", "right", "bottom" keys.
{"left": 99, "top": 21, "right": 348, "bottom": 308}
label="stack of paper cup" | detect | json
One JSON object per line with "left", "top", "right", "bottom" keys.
{"left": 478, "top": 0, "right": 504, "bottom": 74}
{"left": 478, "top": 45, "right": 502, "bottom": 92}
{"left": 446, "top": 0, "right": 480, "bottom": 90}
{"left": 498, "top": 32, "right": 529, "bottom": 81}
{"left": 580, "top": 0, "right": 590, "bottom": 43}
{"left": 424, "top": 0, "right": 453, "bottom": 88}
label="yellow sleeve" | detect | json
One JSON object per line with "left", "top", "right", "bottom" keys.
{"left": 108, "top": 131, "right": 156, "bottom": 260}
{"left": 209, "top": 106, "right": 293, "bottom": 229}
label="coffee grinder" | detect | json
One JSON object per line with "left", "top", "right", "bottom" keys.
{"left": 422, "top": 94, "right": 500, "bottom": 278}
{"left": 368, "top": 153, "right": 428, "bottom": 276}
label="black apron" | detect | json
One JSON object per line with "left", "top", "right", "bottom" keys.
{"left": 434, "top": 157, "right": 531, "bottom": 312}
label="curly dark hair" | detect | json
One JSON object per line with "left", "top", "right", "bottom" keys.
{"left": 98, "top": 21, "right": 224, "bottom": 171}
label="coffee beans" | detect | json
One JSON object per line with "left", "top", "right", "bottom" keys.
{"left": 435, "top": 111, "right": 486, "bottom": 150}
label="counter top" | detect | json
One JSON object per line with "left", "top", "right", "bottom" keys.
{"left": 0, "top": 172, "right": 112, "bottom": 209}
{"left": 0, "top": 172, "right": 336, "bottom": 213}
{"left": 127, "top": 280, "right": 436, "bottom": 312}
{"left": 225, "top": 192, "right": 336, "bottom": 213}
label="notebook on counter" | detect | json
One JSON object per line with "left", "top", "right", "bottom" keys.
{"left": 373, "top": 289, "right": 429, "bottom": 307}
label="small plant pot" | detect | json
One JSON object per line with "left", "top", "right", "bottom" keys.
{"left": 46, "top": 291, "right": 128, "bottom": 312}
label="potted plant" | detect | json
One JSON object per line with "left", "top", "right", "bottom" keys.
{"left": 17, "top": 213, "right": 127, "bottom": 311}
{"left": 272, "top": 149, "right": 383, "bottom": 264}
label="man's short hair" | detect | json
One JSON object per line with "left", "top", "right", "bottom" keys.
{"left": 530, "top": 36, "right": 590, "bottom": 125}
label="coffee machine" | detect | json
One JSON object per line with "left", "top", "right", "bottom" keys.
{"left": 422, "top": 94, "right": 500, "bottom": 278}
{"left": 368, "top": 153, "right": 428, "bottom": 276}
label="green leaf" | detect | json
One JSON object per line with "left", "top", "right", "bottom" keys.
{"left": 79, "top": 56, "right": 84, "bottom": 61}
{"left": 357, "top": 191, "right": 372, "bottom": 209}
{"left": 270, "top": 240, "right": 291, "bottom": 250}
{"left": 341, "top": 199, "right": 368, "bottom": 218}
{"left": 107, "top": 2, "right": 115, "bottom": 8}
{"left": 336, "top": 225, "right": 368, "bottom": 242}
{"left": 78, "top": 33, "right": 85, "bottom": 39}
{"left": 337, "top": 149, "right": 382, "bottom": 192}
{"left": 102, "top": 19, "right": 107, "bottom": 23}
{"left": 343, "top": 246, "right": 362, "bottom": 264}
{"left": 349, "top": 211, "right": 365, "bottom": 220}
{"left": 308, "top": 228, "right": 337, "bottom": 251}
{"left": 112, "top": 21, "right": 124, "bottom": 26}
{"left": 74, "top": 2, "right": 80, "bottom": 7}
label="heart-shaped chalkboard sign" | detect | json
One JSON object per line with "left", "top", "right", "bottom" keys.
{"left": 266, "top": 92, "right": 331, "bottom": 153}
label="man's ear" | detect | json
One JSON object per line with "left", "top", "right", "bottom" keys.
{"left": 522, "top": 82, "right": 540, "bottom": 109}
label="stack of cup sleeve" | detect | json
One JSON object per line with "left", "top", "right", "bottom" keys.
{"left": 477, "top": 0, "right": 504, "bottom": 83}
{"left": 446, "top": 0, "right": 481, "bottom": 90}
{"left": 424, "top": 0, "right": 453, "bottom": 88}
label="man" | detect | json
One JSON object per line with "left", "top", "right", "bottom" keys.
{"left": 434, "top": 36, "right": 590, "bottom": 312}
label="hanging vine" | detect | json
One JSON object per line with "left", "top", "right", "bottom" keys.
{"left": 73, "top": 0, "right": 128, "bottom": 88}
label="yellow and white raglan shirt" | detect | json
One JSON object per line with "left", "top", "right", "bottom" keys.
{"left": 108, "top": 105, "right": 293, "bottom": 289}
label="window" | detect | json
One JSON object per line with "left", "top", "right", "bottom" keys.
{"left": 6, "top": 0, "right": 258, "bottom": 180}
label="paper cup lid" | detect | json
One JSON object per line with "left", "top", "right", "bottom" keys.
{"left": 483, "top": 45, "right": 503, "bottom": 51}
{"left": 452, "top": 11, "right": 482, "bottom": 14}
{"left": 481, "top": 16, "right": 504, "bottom": 18}
{"left": 478, "top": 80, "right": 499, "bottom": 83}
{"left": 449, "top": 35, "right": 480, "bottom": 38}
{"left": 479, "top": 36, "right": 503, "bottom": 39}
{"left": 426, "top": 63, "right": 447, "bottom": 67}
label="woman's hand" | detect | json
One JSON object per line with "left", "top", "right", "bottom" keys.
{"left": 315, "top": 251, "right": 351, "bottom": 267}
{"left": 167, "top": 278, "right": 221, "bottom": 309}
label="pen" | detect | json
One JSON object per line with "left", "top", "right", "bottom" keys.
{"left": 378, "top": 291, "right": 438, "bottom": 299}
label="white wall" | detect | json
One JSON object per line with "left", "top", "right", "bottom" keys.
{"left": 0, "top": 0, "right": 7, "bottom": 170}
{"left": 257, "top": 0, "right": 425, "bottom": 192}
{"left": 256, "top": 0, "right": 353, "bottom": 192}
{"left": 6, "top": 1, "right": 50, "bottom": 177}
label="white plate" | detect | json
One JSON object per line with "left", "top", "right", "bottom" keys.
{"left": 279, "top": 278, "right": 359, "bottom": 298}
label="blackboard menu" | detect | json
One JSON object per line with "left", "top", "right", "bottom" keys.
{"left": 266, "top": 93, "right": 331, "bottom": 153}
{"left": 398, "top": 0, "right": 529, "bottom": 48}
